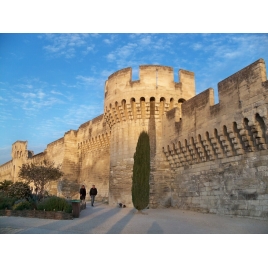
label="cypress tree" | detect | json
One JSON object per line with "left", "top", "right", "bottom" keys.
{"left": 132, "top": 131, "right": 150, "bottom": 211}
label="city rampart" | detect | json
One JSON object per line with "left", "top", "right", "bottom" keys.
{"left": 0, "top": 59, "right": 268, "bottom": 220}
{"left": 161, "top": 59, "right": 268, "bottom": 219}
{"left": 0, "top": 161, "right": 12, "bottom": 182}
{"left": 76, "top": 115, "right": 110, "bottom": 201}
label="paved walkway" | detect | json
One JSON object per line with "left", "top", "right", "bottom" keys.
{"left": 0, "top": 202, "right": 268, "bottom": 234}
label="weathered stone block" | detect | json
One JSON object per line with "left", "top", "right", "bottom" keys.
{"left": 249, "top": 210, "right": 263, "bottom": 217}
{"left": 259, "top": 199, "right": 268, "bottom": 206}
{"left": 237, "top": 210, "right": 250, "bottom": 217}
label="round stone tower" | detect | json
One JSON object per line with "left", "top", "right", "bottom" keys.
{"left": 104, "top": 65, "right": 195, "bottom": 207}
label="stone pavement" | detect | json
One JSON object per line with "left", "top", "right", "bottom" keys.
{"left": 0, "top": 202, "right": 268, "bottom": 234}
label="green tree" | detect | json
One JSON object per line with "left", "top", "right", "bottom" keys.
{"left": 0, "top": 180, "right": 13, "bottom": 196}
{"left": 132, "top": 131, "right": 150, "bottom": 211}
{"left": 7, "top": 181, "right": 32, "bottom": 200}
{"left": 18, "top": 160, "right": 64, "bottom": 199}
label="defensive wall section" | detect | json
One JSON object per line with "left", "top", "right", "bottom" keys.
{"left": 0, "top": 161, "right": 12, "bottom": 182}
{"left": 161, "top": 59, "right": 268, "bottom": 219}
{"left": 0, "top": 59, "right": 268, "bottom": 220}
{"left": 0, "top": 117, "right": 110, "bottom": 201}
{"left": 76, "top": 115, "right": 110, "bottom": 202}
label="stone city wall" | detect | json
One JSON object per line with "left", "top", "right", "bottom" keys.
{"left": 0, "top": 161, "right": 12, "bottom": 182}
{"left": 160, "top": 59, "right": 268, "bottom": 219}
{"left": 1, "top": 59, "right": 267, "bottom": 220}
{"left": 77, "top": 115, "right": 110, "bottom": 202}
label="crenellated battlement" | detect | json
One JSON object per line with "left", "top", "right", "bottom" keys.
{"left": 104, "top": 65, "right": 195, "bottom": 128}
{"left": 162, "top": 59, "right": 268, "bottom": 170}
{"left": 105, "top": 65, "right": 195, "bottom": 99}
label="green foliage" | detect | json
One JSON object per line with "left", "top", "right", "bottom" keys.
{"left": 37, "top": 196, "right": 72, "bottom": 213}
{"left": 0, "top": 180, "right": 13, "bottom": 196}
{"left": 0, "top": 180, "right": 32, "bottom": 209}
{"left": 7, "top": 181, "right": 32, "bottom": 200}
{"left": 12, "top": 200, "right": 32, "bottom": 210}
{"left": 132, "top": 131, "right": 150, "bottom": 211}
{"left": 0, "top": 196, "right": 16, "bottom": 209}
{"left": 18, "top": 160, "right": 64, "bottom": 197}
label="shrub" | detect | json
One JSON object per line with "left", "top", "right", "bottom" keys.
{"left": 0, "top": 196, "right": 16, "bottom": 209}
{"left": 0, "top": 180, "right": 13, "bottom": 196}
{"left": 37, "top": 196, "right": 72, "bottom": 213}
{"left": 13, "top": 200, "right": 32, "bottom": 210}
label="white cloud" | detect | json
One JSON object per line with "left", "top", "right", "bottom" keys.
{"left": 91, "top": 34, "right": 100, "bottom": 38}
{"left": 104, "top": 34, "right": 180, "bottom": 69}
{"left": 104, "top": 39, "right": 112, "bottom": 44}
{"left": 106, "top": 42, "right": 137, "bottom": 67}
{"left": 41, "top": 34, "right": 92, "bottom": 58}
{"left": 192, "top": 43, "right": 202, "bottom": 50}
{"left": 75, "top": 75, "right": 106, "bottom": 94}
{"left": 140, "top": 35, "right": 152, "bottom": 46}
{"left": 199, "top": 34, "right": 268, "bottom": 62}
{"left": 36, "top": 104, "right": 104, "bottom": 134}
{"left": 103, "top": 34, "right": 118, "bottom": 45}
{"left": 120, "top": 43, "right": 137, "bottom": 57}
{"left": 16, "top": 83, "right": 33, "bottom": 89}
{"left": 64, "top": 104, "right": 103, "bottom": 128}
{"left": 129, "top": 33, "right": 141, "bottom": 39}
{"left": 21, "top": 92, "right": 37, "bottom": 98}
{"left": 86, "top": 45, "right": 94, "bottom": 51}
{"left": 107, "top": 53, "right": 116, "bottom": 61}
{"left": 101, "top": 69, "right": 115, "bottom": 78}
{"left": 51, "top": 90, "right": 64, "bottom": 96}
{"left": 224, "top": 51, "right": 242, "bottom": 59}
{"left": 21, "top": 89, "right": 46, "bottom": 99}
{"left": 61, "top": 82, "right": 77, "bottom": 88}
{"left": 76, "top": 75, "right": 95, "bottom": 84}
{"left": 0, "top": 108, "right": 12, "bottom": 122}
{"left": 4, "top": 80, "right": 67, "bottom": 116}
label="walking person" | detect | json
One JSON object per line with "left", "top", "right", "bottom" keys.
{"left": 80, "top": 185, "right": 86, "bottom": 201}
{"left": 89, "top": 185, "right": 97, "bottom": 206}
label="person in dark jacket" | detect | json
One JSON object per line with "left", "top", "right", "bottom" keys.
{"left": 80, "top": 185, "right": 86, "bottom": 201}
{"left": 89, "top": 185, "right": 97, "bottom": 206}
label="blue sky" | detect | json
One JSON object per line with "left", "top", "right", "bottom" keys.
{"left": 1, "top": 33, "right": 267, "bottom": 165}
{"left": 1, "top": 1, "right": 268, "bottom": 165}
